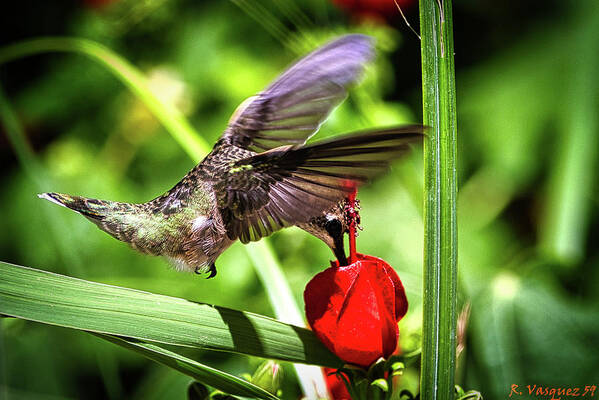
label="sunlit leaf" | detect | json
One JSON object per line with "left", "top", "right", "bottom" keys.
{"left": 0, "top": 261, "right": 341, "bottom": 367}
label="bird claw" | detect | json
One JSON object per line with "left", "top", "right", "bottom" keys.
{"left": 207, "top": 263, "right": 217, "bottom": 279}
{"left": 194, "top": 263, "right": 217, "bottom": 279}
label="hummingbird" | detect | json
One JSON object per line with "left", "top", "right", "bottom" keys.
{"left": 39, "top": 34, "right": 424, "bottom": 278}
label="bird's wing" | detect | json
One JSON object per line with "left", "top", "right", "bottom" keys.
{"left": 221, "top": 34, "right": 374, "bottom": 152}
{"left": 214, "top": 126, "right": 425, "bottom": 243}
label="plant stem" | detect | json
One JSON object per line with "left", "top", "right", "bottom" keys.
{"left": 419, "top": 0, "right": 458, "bottom": 399}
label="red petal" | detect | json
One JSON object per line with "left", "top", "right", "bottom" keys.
{"left": 335, "top": 265, "right": 384, "bottom": 366}
{"left": 357, "top": 254, "right": 408, "bottom": 320}
{"left": 383, "top": 261, "right": 408, "bottom": 320}
{"left": 365, "top": 261, "right": 400, "bottom": 358}
{"left": 304, "top": 265, "right": 358, "bottom": 350}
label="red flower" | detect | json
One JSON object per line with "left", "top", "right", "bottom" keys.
{"left": 332, "top": 0, "right": 415, "bottom": 23}
{"left": 304, "top": 253, "right": 408, "bottom": 367}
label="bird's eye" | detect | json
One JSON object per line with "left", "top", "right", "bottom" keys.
{"left": 325, "top": 218, "right": 343, "bottom": 238}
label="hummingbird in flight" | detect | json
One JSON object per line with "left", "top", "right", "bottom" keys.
{"left": 39, "top": 34, "right": 424, "bottom": 278}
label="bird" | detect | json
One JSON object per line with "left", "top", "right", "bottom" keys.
{"left": 39, "top": 34, "right": 424, "bottom": 278}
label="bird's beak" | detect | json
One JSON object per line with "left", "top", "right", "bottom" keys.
{"left": 332, "top": 240, "right": 348, "bottom": 266}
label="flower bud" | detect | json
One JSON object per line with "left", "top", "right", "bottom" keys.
{"left": 250, "top": 360, "right": 283, "bottom": 395}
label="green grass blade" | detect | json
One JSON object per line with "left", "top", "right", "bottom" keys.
{"left": 0, "top": 261, "right": 341, "bottom": 367}
{"left": 539, "top": 1, "right": 599, "bottom": 266}
{"left": 246, "top": 241, "right": 328, "bottom": 398}
{"left": 0, "top": 85, "right": 87, "bottom": 276}
{"left": 94, "top": 334, "right": 278, "bottom": 400}
{"left": 0, "top": 37, "right": 209, "bottom": 161}
{"left": 419, "top": 0, "right": 458, "bottom": 398}
{"left": 246, "top": 242, "right": 303, "bottom": 326}
{"left": 230, "top": 0, "right": 300, "bottom": 53}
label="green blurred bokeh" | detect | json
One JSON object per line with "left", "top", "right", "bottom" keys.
{"left": 1, "top": 0, "right": 598, "bottom": 399}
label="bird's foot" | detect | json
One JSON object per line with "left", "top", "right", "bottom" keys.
{"left": 207, "top": 262, "right": 217, "bottom": 279}
{"left": 194, "top": 263, "right": 217, "bottom": 279}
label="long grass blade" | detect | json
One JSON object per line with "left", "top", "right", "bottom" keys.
{"left": 246, "top": 241, "right": 328, "bottom": 398}
{"left": 0, "top": 85, "right": 85, "bottom": 274}
{"left": 0, "top": 37, "right": 209, "bottom": 160}
{"left": 419, "top": 0, "right": 458, "bottom": 398}
{"left": 539, "top": 1, "right": 599, "bottom": 266}
{"left": 95, "top": 334, "right": 278, "bottom": 400}
{"left": 0, "top": 261, "right": 341, "bottom": 367}
{"left": 230, "top": 0, "right": 301, "bottom": 53}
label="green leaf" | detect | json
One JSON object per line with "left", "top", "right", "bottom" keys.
{"left": 370, "top": 378, "right": 389, "bottom": 392}
{"left": 419, "top": 0, "right": 459, "bottom": 398}
{"left": 0, "top": 261, "right": 341, "bottom": 367}
{"left": 97, "top": 334, "right": 277, "bottom": 400}
{"left": 455, "top": 389, "right": 483, "bottom": 400}
{"left": 366, "top": 358, "right": 386, "bottom": 380}
{"left": 389, "top": 361, "right": 405, "bottom": 377}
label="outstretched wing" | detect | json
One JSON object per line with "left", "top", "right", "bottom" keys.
{"left": 221, "top": 34, "right": 374, "bottom": 152}
{"left": 214, "top": 126, "right": 425, "bottom": 244}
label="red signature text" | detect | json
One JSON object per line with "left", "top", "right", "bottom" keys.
{"left": 509, "top": 385, "right": 597, "bottom": 400}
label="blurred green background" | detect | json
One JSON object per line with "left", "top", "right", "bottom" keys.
{"left": 1, "top": 0, "right": 598, "bottom": 399}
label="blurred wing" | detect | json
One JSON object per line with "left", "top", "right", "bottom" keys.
{"left": 222, "top": 34, "right": 374, "bottom": 152}
{"left": 215, "top": 126, "right": 425, "bottom": 243}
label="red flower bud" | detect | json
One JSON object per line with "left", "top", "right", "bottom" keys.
{"left": 304, "top": 253, "right": 408, "bottom": 367}
{"left": 324, "top": 367, "right": 352, "bottom": 400}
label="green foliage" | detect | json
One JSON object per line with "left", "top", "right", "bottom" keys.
{"left": 0, "top": 259, "right": 339, "bottom": 397}
{"left": 1, "top": 0, "right": 598, "bottom": 399}
{"left": 454, "top": 385, "right": 482, "bottom": 400}
{"left": 331, "top": 353, "right": 420, "bottom": 400}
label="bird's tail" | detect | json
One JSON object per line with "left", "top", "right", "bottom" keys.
{"left": 38, "top": 192, "right": 163, "bottom": 255}
{"left": 37, "top": 192, "right": 111, "bottom": 220}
